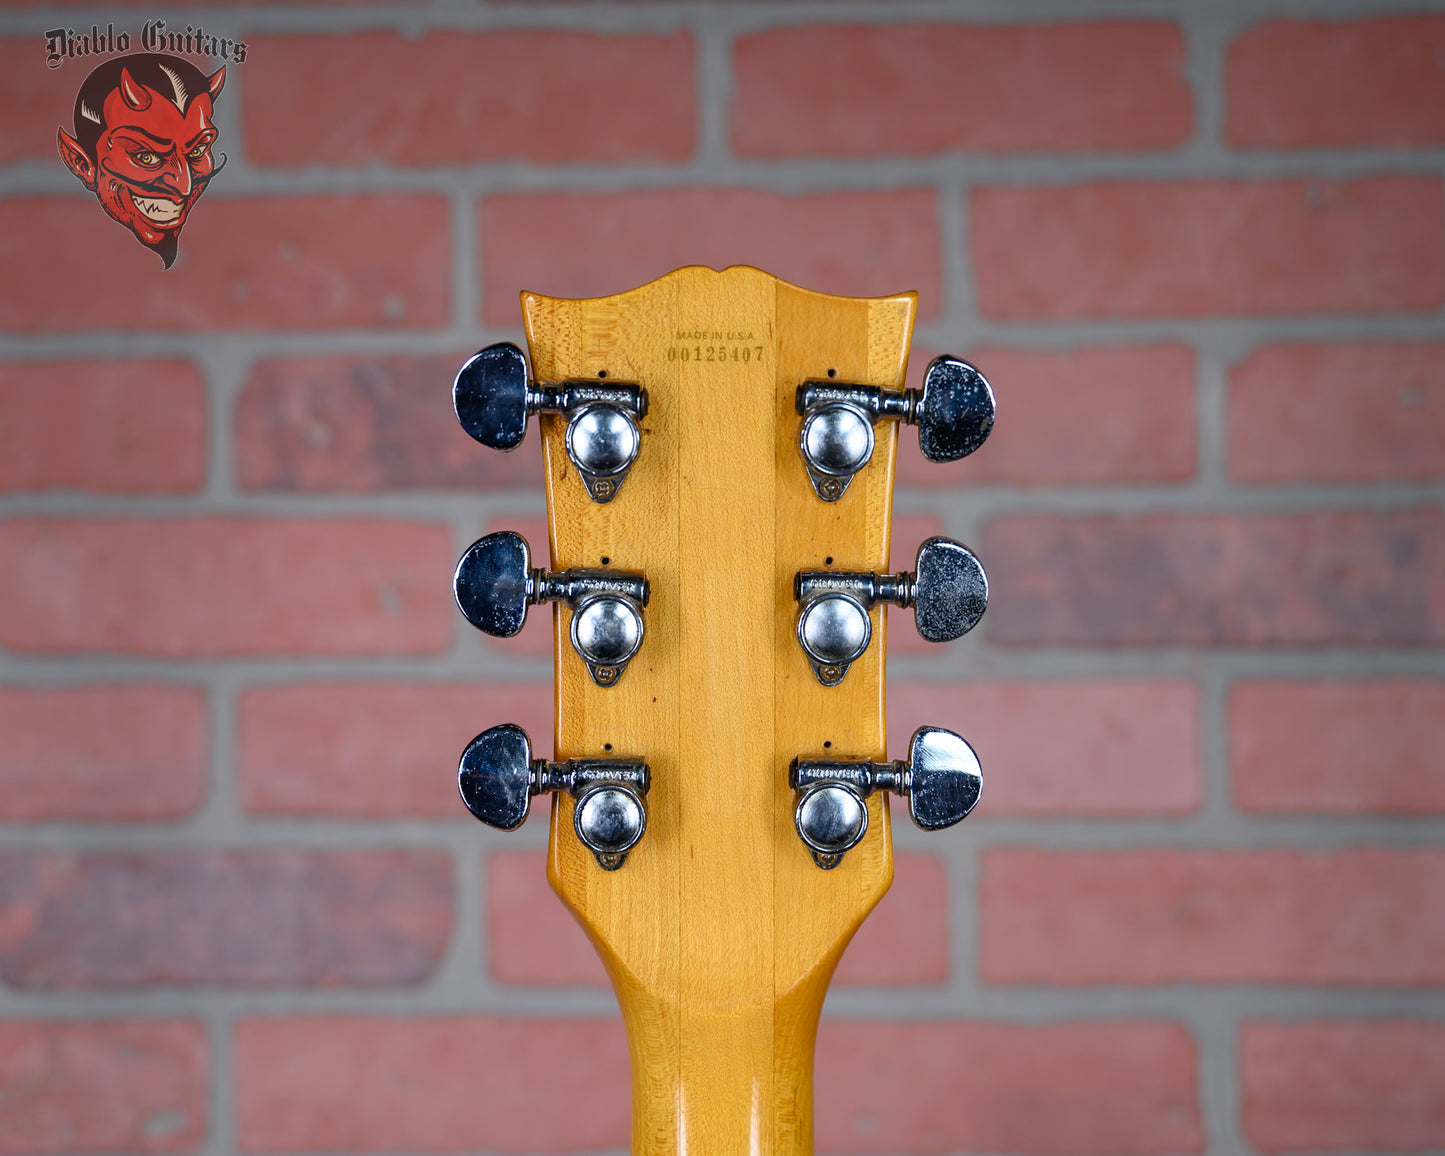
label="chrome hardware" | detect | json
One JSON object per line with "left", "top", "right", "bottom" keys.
{"left": 454, "top": 342, "right": 648, "bottom": 503}
{"left": 791, "top": 727, "right": 982, "bottom": 868}
{"left": 795, "top": 356, "right": 994, "bottom": 501}
{"left": 794, "top": 537, "right": 987, "bottom": 685}
{"left": 458, "top": 723, "right": 649, "bottom": 869}
{"left": 454, "top": 531, "right": 649, "bottom": 686}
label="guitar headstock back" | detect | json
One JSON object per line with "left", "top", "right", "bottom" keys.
{"left": 453, "top": 265, "right": 991, "bottom": 1155}
{"left": 531, "top": 264, "right": 906, "bottom": 986}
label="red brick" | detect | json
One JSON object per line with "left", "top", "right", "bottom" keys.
{"left": 888, "top": 511, "right": 942, "bottom": 571}
{"left": 0, "top": 686, "right": 206, "bottom": 822}
{"left": 235, "top": 1014, "right": 1197, "bottom": 1154}
{"left": 245, "top": 32, "right": 693, "bottom": 166}
{"left": 982, "top": 509, "right": 1445, "bottom": 646}
{"left": 733, "top": 22, "right": 1190, "bottom": 158}
{"left": 981, "top": 848, "right": 1445, "bottom": 984}
{"left": 488, "top": 850, "right": 948, "bottom": 987}
{"left": 1231, "top": 681, "right": 1445, "bottom": 814}
{"left": 241, "top": 682, "right": 551, "bottom": 817}
{"left": 0, "top": 361, "right": 205, "bottom": 493}
{"left": 0, "top": 196, "right": 448, "bottom": 332}
{"left": 0, "top": 850, "right": 450, "bottom": 987}
{"left": 1, "top": 38, "right": 76, "bottom": 163}
{"left": 835, "top": 853, "right": 949, "bottom": 985}
{"left": 971, "top": 177, "right": 1444, "bottom": 319}
{"left": 11, "top": 0, "right": 409, "bottom": 6}
{"left": 1240, "top": 1020, "right": 1445, "bottom": 1152}
{"left": 0, "top": 1020, "right": 206, "bottom": 1154}
{"left": 816, "top": 1020, "right": 1202, "bottom": 1154}
{"left": 479, "top": 189, "right": 941, "bottom": 325}
{"left": 889, "top": 682, "right": 1199, "bottom": 816}
{"left": 0, "top": 518, "right": 451, "bottom": 656}
{"left": 487, "top": 851, "right": 593, "bottom": 986}
{"left": 897, "top": 345, "right": 1196, "bottom": 487}
{"left": 234, "top": 1015, "right": 630, "bottom": 1152}
{"left": 1229, "top": 343, "right": 1445, "bottom": 483}
{"left": 236, "top": 355, "right": 542, "bottom": 492}
{"left": 1228, "top": 17, "right": 1445, "bottom": 149}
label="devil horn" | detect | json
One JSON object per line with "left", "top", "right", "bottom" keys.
{"left": 119, "top": 67, "right": 151, "bottom": 110}
{"left": 207, "top": 65, "right": 226, "bottom": 99}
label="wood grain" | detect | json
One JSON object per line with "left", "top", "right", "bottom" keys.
{"left": 524, "top": 266, "right": 914, "bottom": 1156}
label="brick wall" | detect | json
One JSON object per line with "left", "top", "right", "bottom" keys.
{"left": 1, "top": 2, "right": 1442, "bottom": 1154}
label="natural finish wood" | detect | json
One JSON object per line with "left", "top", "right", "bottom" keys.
{"left": 524, "top": 266, "right": 914, "bottom": 1156}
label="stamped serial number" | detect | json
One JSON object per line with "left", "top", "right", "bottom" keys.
{"left": 667, "top": 344, "right": 764, "bottom": 364}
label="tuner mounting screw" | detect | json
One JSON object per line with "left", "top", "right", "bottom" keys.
{"left": 454, "top": 342, "right": 648, "bottom": 504}
{"left": 789, "top": 727, "right": 982, "bottom": 867}
{"left": 794, "top": 357, "right": 995, "bottom": 501}
{"left": 455, "top": 531, "right": 650, "bottom": 686}
{"left": 794, "top": 537, "right": 987, "bottom": 686}
{"left": 458, "top": 723, "right": 649, "bottom": 869}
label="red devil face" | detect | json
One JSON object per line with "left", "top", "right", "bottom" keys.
{"left": 58, "top": 59, "right": 225, "bottom": 267}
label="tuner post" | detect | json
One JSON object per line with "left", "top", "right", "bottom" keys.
{"left": 459, "top": 724, "right": 650, "bottom": 870}
{"left": 794, "top": 356, "right": 995, "bottom": 501}
{"left": 789, "top": 727, "right": 982, "bottom": 868}
{"left": 794, "top": 537, "right": 988, "bottom": 686}
{"left": 454, "top": 342, "right": 648, "bottom": 503}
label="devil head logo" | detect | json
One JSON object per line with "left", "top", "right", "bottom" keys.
{"left": 57, "top": 53, "right": 225, "bottom": 269}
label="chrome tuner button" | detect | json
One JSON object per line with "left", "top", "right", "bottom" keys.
{"left": 458, "top": 723, "right": 535, "bottom": 831}
{"left": 453, "top": 342, "right": 648, "bottom": 503}
{"left": 793, "top": 538, "right": 987, "bottom": 686}
{"left": 454, "top": 343, "right": 531, "bottom": 452}
{"left": 458, "top": 724, "right": 650, "bottom": 870}
{"left": 912, "top": 536, "right": 989, "bottom": 644}
{"left": 455, "top": 531, "right": 649, "bottom": 686}
{"left": 794, "top": 357, "right": 995, "bottom": 501}
{"left": 788, "top": 726, "right": 982, "bottom": 868}
{"left": 906, "top": 727, "right": 983, "bottom": 832}
{"left": 916, "top": 356, "right": 995, "bottom": 464}
{"left": 794, "top": 782, "right": 868, "bottom": 869}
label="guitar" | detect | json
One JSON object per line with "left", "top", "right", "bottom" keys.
{"left": 450, "top": 266, "right": 994, "bottom": 1155}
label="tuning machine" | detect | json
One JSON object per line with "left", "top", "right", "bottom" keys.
{"left": 459, "top": 724, "right": 649, "bottom": 870}
{"left": 454, "top": 342, "right": 648, "bottom": 503}
{"left": 795, "top": 356, "right": 994, "bottom": 501}
{"left": 455, "top": 531, "right": 649, "bottom": 686}
{"left": 791, "top": 727, "right": 982, "bottom": 868}
{"left": 794, "top": 537, "right": 987, "bottom": 686}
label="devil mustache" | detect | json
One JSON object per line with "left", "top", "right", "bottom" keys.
{"left": 100, "top": 151, "right": 228, "bottom": 197}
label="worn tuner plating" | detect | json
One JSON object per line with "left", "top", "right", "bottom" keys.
{"left": 459, "top": 724, "right": 649, "bottom": 870}
{"left": 454, "top": 342, "right": 648, "bottom": 503}
{"left": 795, "top": 537, "right": 987, "bottom": 686}
{"left": 791, "top": 727, "right": 982, "bottom": 869}
{"left": 795, "top": 356, "right": 994, "bottom": 501}
{"left": 455, "top": 530, "right": 649, "bottom": 686}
